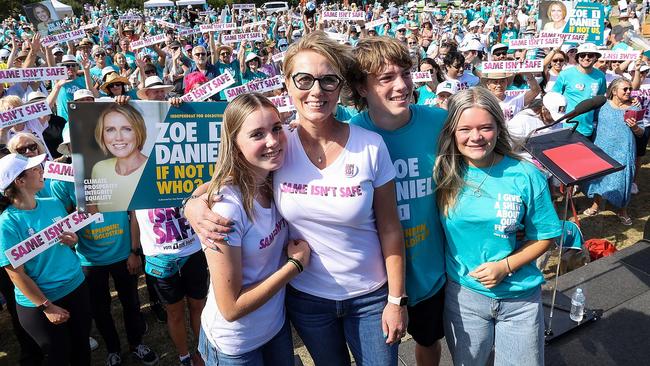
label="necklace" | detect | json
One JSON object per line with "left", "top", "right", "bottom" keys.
{"left": 302, "top": 128, "right": 338, "bottom": 164}
{"left": 472, "top": 154, "right": 497, "bottom": 198}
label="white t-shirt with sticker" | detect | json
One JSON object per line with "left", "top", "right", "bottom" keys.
{"left": 274, "top": 125, "right": 396, "bottom": 300}
{"left": 135, "top": 207, "right": 201, "bottom": 257}
{"left": 499, "top": 92, "right": 526, "bottom": 122}
{"left": 201, "top": 186, "right": 289, "bottom": 355}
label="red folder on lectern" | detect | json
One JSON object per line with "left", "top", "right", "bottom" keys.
{"left": 542, "top": 142, "right": 614, "bottom": 180}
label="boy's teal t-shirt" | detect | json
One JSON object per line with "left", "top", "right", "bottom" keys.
{"left": 350, "top": 105, "right": 447, "bottom": 305}
{"left": 552, "top": 66, "right": 607, "bottom": 136}
{"left": 440, "top": 156, "right": 562, "bottom": 299}
{"left": 0, "top": 198, "right": 85, "bottom": 307}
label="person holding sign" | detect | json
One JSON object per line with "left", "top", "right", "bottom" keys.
{"left": 91, "top": 103, "right": 148, "bottom": 212}
{"left": 0, "top": 153, "right": 91, "bottom": 366}
{"left": 198, "top": 93, "right": 310, "bottom": 366}
{"left": 434, "top": 88, "right": 561, "bottom": 366}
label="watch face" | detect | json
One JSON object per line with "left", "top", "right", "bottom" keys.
{"left": 400, "top": 297, "right": 409, "bottom": 306}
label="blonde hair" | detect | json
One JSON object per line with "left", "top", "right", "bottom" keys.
{"left": 206, "top": 93, "right": 281, "bottom": 221}
{"left": 350, "top": 36, "right": 413, "bottom": 109}
{"left": 434, "top": 87, "right": 518, "bottom": 215}
{"left": 282, "top": 31, "right": 355, "bottom": 83}
{"left": 606, "top": 77, "right": 631, "bottom": 100}
{"left": 0, "top": 95, "right": 23, "bottom": 111}
{"left": 7, "top": 133, "right": 47, "bottom": 155}
{"left": 546, "top": 1, "right": 567, "bottom": 20}
{"left": 94, "top": 104, "right": 147, "bottom": 155}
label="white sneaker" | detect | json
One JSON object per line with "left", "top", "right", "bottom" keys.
{"left": 631, "top": 183, "right": 639, "bottom": 194}
{"left": 132, "top": 344, "right": 159, "bottom": 366}
{"left": 89, "top": 336, "right": 99, "bottom": 351}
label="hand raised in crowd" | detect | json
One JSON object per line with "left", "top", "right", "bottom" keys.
{"left": 28, "top": 33, "right": 43, "bottom": 55}
{"left": 80, "top": 54, "right": 91, "bottom": 70}
{"left": 114, "top": 95, "right": 131, "bottom": 105}
{"left": 43, "top": 303, "right": 71, "bottom": 324}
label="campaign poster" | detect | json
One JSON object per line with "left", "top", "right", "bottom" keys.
{"left": 540, "top": 1, "right": 605, "bottom": 45}
{"left": 69, "top": 101, "right": 225, "bottom": 212}
{"left": 23, "top": 1, "right": 62, "bottom": 36}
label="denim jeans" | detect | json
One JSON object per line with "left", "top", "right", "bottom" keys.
{"left": 198, "top": 316, "right": 293, "bottom": 366}
{"left": 443, "top": 280, "right": 544, "bottom": 366}
{"left": 286, "top": 284, "right": 398, "bottom": 366}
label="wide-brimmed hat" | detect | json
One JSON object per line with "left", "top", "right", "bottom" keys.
{"left": 481, "top": 72, "right": 514, "bottom": 80}
{"left": 100, "top": 73, "right": 130, "bottom": 94}
{"left": 0, "top": 153, "right": 47, "bottom": 194}
{"left": 576, "top": 43, "right": 602, "bottom": 57}
{"left": 245, "top": 52, "right": 260, "bottom": 63}
{"left": 73, "top": 89, "right": 95, "bottom": 101}
{"left": 136, "top": 76, "right": 174, "bottom": 99}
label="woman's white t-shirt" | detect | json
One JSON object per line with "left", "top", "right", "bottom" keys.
{"left": 201, "top": 185, "right": 289, "bottom": 355}
{"left": 274, "top": 124, "right": 396, "bottom": 300}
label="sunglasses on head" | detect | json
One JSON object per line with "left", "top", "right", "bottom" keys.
{"left": 16, "top": 143, "right": 39, "bottom": 155}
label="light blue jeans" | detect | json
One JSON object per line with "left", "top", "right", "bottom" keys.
{"left": 198, "top": 317, "right": 293, "bottom": 366}
{"left": 443, "top": 280, "right": 544, "bottom": 366}
{"left": 286, "top": 284, "right": 398, "bottom": 366}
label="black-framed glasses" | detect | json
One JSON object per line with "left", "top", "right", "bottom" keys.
{"left": 63, "top": 63, "right": 77, "bottom": 68}
{"left": 578, "top": 52, "right": 598, "bottom": 59}
{"left": 145, "top": 69, "right": 157, "bottom": 75}
{"left": 408, "top": 41, "right": 418, "bottom": 46}
{"left": 621, "top": 87, "right": 632, "bottom": 92}
{"left": 109, "top": 82, "right": 125, "bottom": 88}
{"left": 493, "top": 51, "right": 507, "bottom": 57}
{"left": 551, "top": 58, "right": 565, "bottom": 63}
{"left": 193, "top": 52, "right": 206, "bottom": 57}
{"left": 291, "top": 73, "right": 342, "bottom": 92}
{"left": 94, "top": 53, "right": 106, "bottom": 57}
{"left": 220, "top": 52, "right": 231, "bottom": 57}
{"left": 16, "top": 143, "right": 39, "bottom": 155}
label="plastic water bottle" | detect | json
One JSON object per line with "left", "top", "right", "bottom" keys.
{"left": 570, "top": 288, "right": 585, "bottom": 322}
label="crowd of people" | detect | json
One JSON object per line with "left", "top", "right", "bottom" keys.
{"left": 0, "top": 0, "right": 648, "bottom": 365}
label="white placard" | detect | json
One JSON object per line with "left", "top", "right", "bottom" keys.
{"left": 272, "top": 51, "right": 286, "bottom": 63}
{"left": 224, "top": 75, "right": 285, "bottom": 101}
{"left": 508, "top": 37, "right": 563, "bottom": 50}
{"left": 156, "top": 19, "right": 178, "bottom": 29}
{"left": 178, "top": 28, "right": 201, "bottom": 37}
{"left": 119, "top": 15, "right": 142, "bottom": 21}
{"left": 233, "top": 4, "right": 256, "bottom": 10}
{"left": 5, "top": 211, "right": 101, "bottom": 268}
{"left": 505, "top": 89, "right": 529, "bottom": 97}
{"left": 322, "top": 11, "right": 365, "bottom": 21}
{"left": 269, "top": 95, "right": 295, "bottom": 113}
{"left": 199, "top": 23, "right": 237, "bottom": 33}
{"left": 131, "top": 34, "right": 167, "bottom": 50}
{"left": 365, "top": 17, "right": 388, "bottom": 28}
{"left": 42, "top": 28, "right": 86, "bottom": 47}
{"left": 411, "top": 71, "right": 433, "bottom": 83}
{"left": 43, "top": 161, "right": 75, "bottom": 182}
{"left": 0, "top": 101, "right": 52, "bottom": 129}
{"left": 0, "top": 67, "right": 67, "bottom": 83}
{"left": 481, "top": 59, "right": 544, "bottom": 73}
{"left": 539, "top": 32, "right": 588, "bottom": 42}
{"left": 179, "top": 70, "right": 236, "bottom": 102}
{"left": 325, "top": 31, "right": 349, "bottom": 42}
{"left": 599, "top": 50, "right": 640, "bottom": 61}
{"left": 241, "top": 21, "right": 266, "bottom": 30}
{"left": 222, "top": 32, "right": 264, "bottom": 44}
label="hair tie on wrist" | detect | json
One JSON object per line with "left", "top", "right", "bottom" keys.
{"left": 288, "top": 257, "right": 303, "bottom": 273}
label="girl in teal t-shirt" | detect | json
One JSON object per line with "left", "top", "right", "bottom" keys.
{"left": 433, "top": 88, "right": 561, "bottom": 366}
{"left": 0, "top": 153, "right": 90, "bottom": 365}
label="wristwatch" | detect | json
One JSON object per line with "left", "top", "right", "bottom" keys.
{"left": 387, "top": 295, "right": 409, "bottom": 306}
{"left": 131, "top": 247, "right": 143, "bottom": 256}
{"left": 37, "top": 299, "right": 50, "bottom": 312}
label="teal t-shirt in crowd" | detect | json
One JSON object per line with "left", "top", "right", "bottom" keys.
{"left": 440, "top": 156, "right": 562, "bottom": 299}
{"left": 335, "top": 104, "right": 360, "bottom": 121}
{"left": 241, "top": 69, "right": 267, "bottom": 84}
{"left": 416, "top": 85, "right": 437, "bottom": 106}
{"left": 56, "top": 76, "right": 87, "bottom": 122}
{"left": 216, "top": 60, "right": 241, "bottom": 100}
{"left": 350, "top": 105, "right": 447, "bottom": 305}
{"left": 0, "top": 198, "right": 85, "bottom": 307}
{"left": 552, "top": 66, "right": 607, "bottom": 136}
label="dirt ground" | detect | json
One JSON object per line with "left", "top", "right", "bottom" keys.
{"left": 1, "top": 153, "right": 648, "bottom": 366}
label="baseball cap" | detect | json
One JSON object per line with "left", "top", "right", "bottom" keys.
{"left": 491, "top": 43, "right": 508, "bottom": 53}
{"left": 52, "top": 46, "right": 64, "bottom": 55}
{"left": 59, "top": 54, "right": 79, "bottom": 66}
{"left": 0, "top": 154, "right": 47, "bottom": 194}
{"left": 460, "top": 39, "right": 483, "bottom": 52}
{"left": 576, "top": 43, "right": 602, "bottom": 57}
{"left": 436, "top": 81, "right": 459, "bottom": 95}
{"left": 73, "top": 89, "right": 95, "bottom": 101}
{"left": 542, "top": 92, "right": 567, "bottom": 121}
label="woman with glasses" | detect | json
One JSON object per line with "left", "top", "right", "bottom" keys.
{"left": 239, "top": 47, "right": 268, "bottom": 84}
{"left": 7, "top": 133, "right": 53, "bottom": 197}
{"left": 0, "top": 153, "right": 91, "bottom": 366}
{"left": 185, "top": 31, "right": 407, "bottom": 365}
{"left": 443, "top": 51, "right": 479, "bottom": 91}
{"left": 584, "top": 78, "right": 642, "bottom": 225}
{"left": 543, "top": 48, "right": 566, "bottom": 92}
{"left": 100, "top": 72, "right": 138, "bottom": 99}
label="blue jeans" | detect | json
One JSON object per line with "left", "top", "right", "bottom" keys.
{"left": 286, "top": 284, "right": 398, "bottom": 366}
{"left": 443, "top": 280, "right": 544, "bottom": 366}
{"left": 198, "top": 317, "right": 293, "bottom": 366}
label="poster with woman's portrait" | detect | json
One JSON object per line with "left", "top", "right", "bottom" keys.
{"left": 539, "top": 1, "right": 605, "bottom": 45}
{"left": 68, "top": 101, "right": 226, "bottom": 212}
{"left": 23, "top": 1, "right": 62, "bottom": 36}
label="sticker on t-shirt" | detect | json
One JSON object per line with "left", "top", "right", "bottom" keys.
{"left": 575, "top": 83, "right": 585, "bottom": 91}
